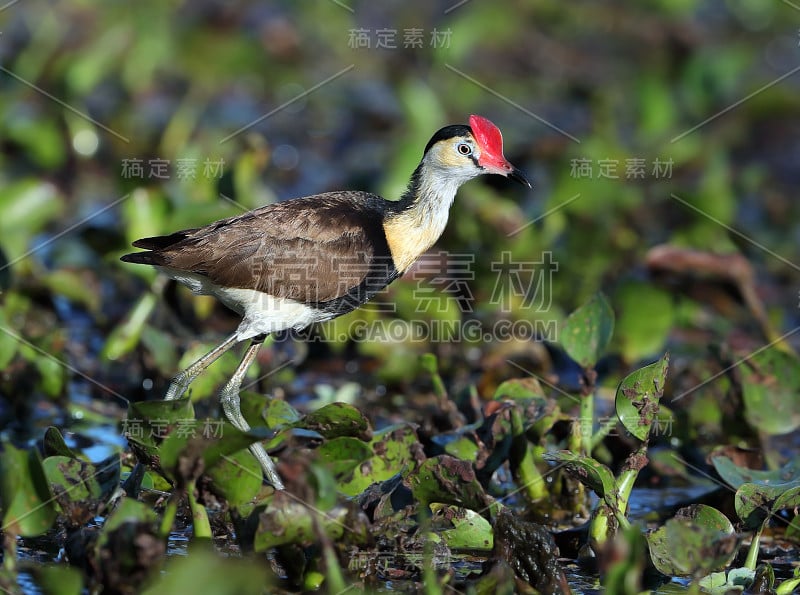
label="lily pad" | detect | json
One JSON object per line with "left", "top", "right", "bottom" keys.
{"left": 615, "top": 353, "right": 669, "bottom": 441}
{"left": 646, "top": 504, "right": 738, "bottom": 577}
{"left": 561, "top": 292, "right": 614, "bottom": 369}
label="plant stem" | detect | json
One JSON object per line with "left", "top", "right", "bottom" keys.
{"left": 2, "top": 531, "right": 17, "bottom": 576}
{"left": 187, "top": 480, "right": 212, "bottom": 539}
{"left": 579, "top": 366, "right": 598, "bottom": 457}
{"left": 615, "top": 467, "right": 637, "bottom": 519}
{"left": 580, "top": 392, "right": 593, "bottom": 456}
{"left": 159, "top": 492, "right": 179, "bottom": 539}
{"left": 744, "top": 524, "right": 764, "bottom": 570}
{"left": 510, "top": 407, "right": 547, "bottom": 502}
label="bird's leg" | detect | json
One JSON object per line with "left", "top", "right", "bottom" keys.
{"left": 219, "top": 334, "right": 284, "bottom": 490}
{"left": 164, "top": 333, "right": 240, "bottom": 401}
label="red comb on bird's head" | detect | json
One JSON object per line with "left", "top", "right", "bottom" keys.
{"left": 468, "top": 114, "right": 532, "bottom": 188}
{"left": 469, "top": 115, "right": 505, "bottom": 160}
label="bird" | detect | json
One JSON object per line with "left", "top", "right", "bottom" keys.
{"left": 121, "top": 114, "right": 531, "bottom": 490}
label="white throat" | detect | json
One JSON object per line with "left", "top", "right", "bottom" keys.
{"left": 383, "top": 161, "right": 473, "bottom": 273}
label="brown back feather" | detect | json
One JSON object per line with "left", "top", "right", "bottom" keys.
{"left": 123, "top": 192, "right": 394, "bottom": 304}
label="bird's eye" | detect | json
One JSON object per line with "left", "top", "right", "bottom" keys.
{"left": 457, "top": 142, "right": 472, "bottom": 155}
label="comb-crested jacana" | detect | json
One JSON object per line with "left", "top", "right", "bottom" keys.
{"left": 122, "top": 115, "right": 530, "bottom": 489}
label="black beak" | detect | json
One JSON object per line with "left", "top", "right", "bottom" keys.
{"left": 508, "top": 166, "right": 532, "bottom": 189}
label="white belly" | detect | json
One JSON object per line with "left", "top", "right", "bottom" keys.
{"left": 157, "top": 266, "right": 331, "bottom": 340}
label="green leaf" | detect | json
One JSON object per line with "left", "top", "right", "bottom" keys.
{"left": 43, "top": 426, "right": 76, "bottom": 458}
{"left": 142, "top": 548, "right": 271, "bottom": 595}
{"left": 295, "top": 402, "right": 372, "bottom": 441}
{"left": 126, "top": 397, "right": 195, "bottom": 454}
{"left": 493, "top": 377, "right": 546, "bottom": 401}
{"left": 254, "top": 495, "right": 347, "bottom": 551}
{"left": 543, "top": 450, "right": 616, "bottom": 505}
{"left": 735, "top": 484, "right": 800, "bottom": 529}
{"left": 615, "top": 353, "right": 670, "bottom": 441}
{"left": 315, "top": 436, "right": 372, "bottom": 477}
{"left": 43, "top": 455, "right": 120, "bottom": 503}
{"left": 25, "top": 564, "right": 83, "bottom": 595}
{"left": 0, "top": 180, "right": 64, "bottom": 261}
{"left": 646, "top": 504, "right": 737, "bottom": 577}
{"left": 419, "top": 352, "right": 440, "bottom": 375}
{"left": 711, "top": 456, "right": 800, "bottom": 490}
{"left": 200, "top": 425, "right": 276, "bottom": 470}
{"left": 205, "top": 449, "right": 263, "bottom": 511}
{"left": 157, "top": 421, "right": 274, "bottom": 483}
{"left": 408, "top": 456, "right": 492, "bottom": 513}
{"left": 561, "top": 292, "right": 614, "bottom": 369}
{"left": 308, "top": 464, "right": 339, "bottom": 512}
{"left": 0, "top": 443, "right": 57, "bottom": 536}
{"left": 6, "top": 113, "right": 65, "bottom": 169}
{"left": 102, "top": 293, "right": 158, "bottom": 361}
{"left": 103, "top": 497, "right": 158, "bottom": 532}
{"left": 739, "top": 349, "right": 800, "bottom": 435}
{"left": 773, "top": 485, "right": 800, "bottom": 513}
{"left": 260, "top": 395, "right": 301, "bottom": 427}
{"left": 613, "top": 281, "right": 674, "bottom": 363}
{"left": 434, "top": 505, "right": 494, "bottom": 550}
{"left": 698, "top": 568, "right": 755, "bottom": 594}
{"left": 777, "top": 573, "right": 800, "bottom": 595}
{"left": 337, "top": 424, "right": 422, "bottom": 496}
{"left": 443, "top": 436, "right": 480, "bottom": 461}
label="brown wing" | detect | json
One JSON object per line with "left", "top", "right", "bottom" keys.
{"left": 122, "top": 192, "right": 394, "bottom": 304}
